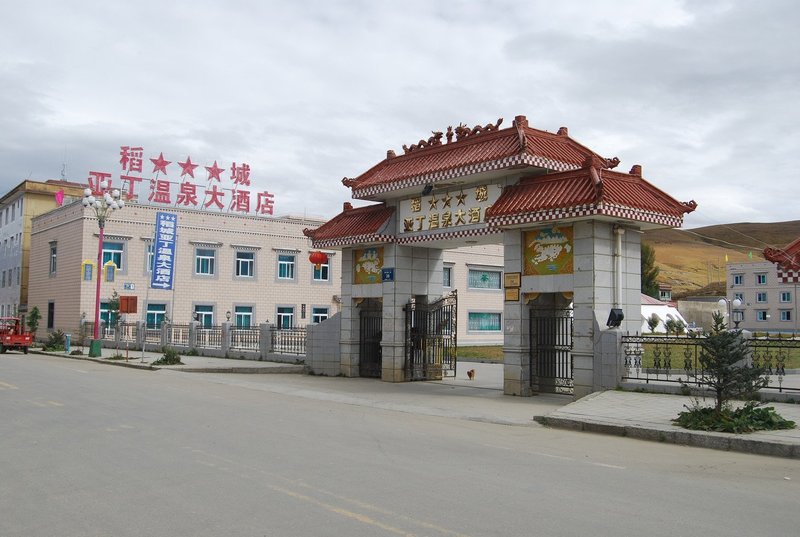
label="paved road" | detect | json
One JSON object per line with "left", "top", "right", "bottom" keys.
{"left": 2, "top": 354, "right": 798, "bottom": 537}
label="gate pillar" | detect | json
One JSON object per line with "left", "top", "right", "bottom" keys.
{"left": 502, "top": 229, "right": 533, "bottom": 396}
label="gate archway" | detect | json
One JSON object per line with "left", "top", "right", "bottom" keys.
{"left": 529, "top": 301, "right": 573, "bottom": 394}
{"left": 404, "top": 291, "right": 457, "bottom": 380}
{"left": 358, "top": 299, "right": 382, "bottom": 378}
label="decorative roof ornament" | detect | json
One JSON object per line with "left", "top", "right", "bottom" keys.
{"left": 402, "top": 131, "right": 443, "bottom": 154}
{"left": 454, "top": 118, "right": 503, "bottom": 141}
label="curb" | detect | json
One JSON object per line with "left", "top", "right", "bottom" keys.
{"left": 533, "top": 415, "right": 800, "bottom": 459}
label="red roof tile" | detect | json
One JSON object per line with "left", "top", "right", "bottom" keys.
{"left": 304, "top": 202, "right": 394, "bottom": 246}
{"left": 764, "top": 236, "right": 800, "bottom": 271}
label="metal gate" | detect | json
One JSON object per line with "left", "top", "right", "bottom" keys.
{"left": 530, "top": 307, "right": 573, "bottom": 394}
{"left": 404, "top": 290, "right": 457, "bottom": 380}
{"left": 359, "top": 307, "right": 382, "bottom": 378}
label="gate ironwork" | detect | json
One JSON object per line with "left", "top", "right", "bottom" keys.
{"left": 404, "top": 291, "right": 457, "bottom": 380}
{"left": 530, "top": 307, "right": 573, "bottom": 394}
{"left": 359, "top": 307, "right": 383, "bottom": 378}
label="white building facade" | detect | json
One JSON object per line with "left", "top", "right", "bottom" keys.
{"left": 725, "top": 261, "right": 798, "bottom": 334}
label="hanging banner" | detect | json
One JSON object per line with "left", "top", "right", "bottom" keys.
{"left": 150, "top": 212, "right": 178, "bottom": 290}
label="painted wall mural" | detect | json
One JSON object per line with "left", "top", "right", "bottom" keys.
{"left": 524, "top": 226, "right": 573, "bottom": 275}
{"left": 353, "top": 247, "right": 384, "bottom": 284}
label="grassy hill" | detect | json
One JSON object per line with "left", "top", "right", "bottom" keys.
{"left": 642, "top": 220, "right": 800, "bottom": 296}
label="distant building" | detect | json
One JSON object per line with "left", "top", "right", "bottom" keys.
{"left": 0, "top": 180, "right": 87, "bottom": 317}
{"left": 723, "top": 261, "right": 797, "bottom": 333}
{"left": 640, "top": 293, "right": 688, "bottom": 333}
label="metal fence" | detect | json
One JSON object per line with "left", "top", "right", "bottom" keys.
{"left": 230, "top": 327, "right": 260, "bottom": 351}
{"left": 621, "top": 333, "right": 800, "bottom": 393}
{"left": 270, "top": 326, "right": 306, "bottom": 355}
{"left": 196, "top": 325, "right": 224, "bottom": 348}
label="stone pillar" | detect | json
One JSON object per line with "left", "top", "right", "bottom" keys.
{"left": 502, "top": 229, "right": 532, "bottom": 396}
{"left": 188, "top": 320, "right": 199, "bottom": 352}
{"left": 259, "top": 323, "right": 271, "bottom": 359}
{"left": 339, "top": 248, "right": 359, "bottom": 377}
{"left": 136, "top": 320, "right": 146, "bottom": 349}
{"left": 221, "top": 322, "right": 232, "bottom": 356}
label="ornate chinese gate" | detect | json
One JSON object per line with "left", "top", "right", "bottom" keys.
{"left": 359, "top": 300, "right": 383, "bottom": 378}
{"left": 530, "top": 307, "right": 573, "bottom": 394}
{"left": 404, "top": 291, "right": 457, "bottom": 380}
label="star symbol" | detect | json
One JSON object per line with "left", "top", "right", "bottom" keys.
{"left": 177, "top": 156, "right": 199, "bottom": 178}
{"left": 428, "top": 195, "right": 438, "bottom": 211}
{"left": 456, "top": 190, "right": 467, "bottom": 206}
{"left": 150, "top": 152, "right": 171, "bottom": 175}
{"left": 205, "top": 160, "right": 225, "bottom": 182}
{"left": 441, "top": 192, "right": 452, "bottom": 208}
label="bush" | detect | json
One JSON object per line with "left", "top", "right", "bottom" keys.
{"left": 674, "top": 401, "right": 796, "bottom": 433}
{"left": 69, "top": 349, "right": 84, "bottom": 356}
{"left": 43, "top": 329, "right": 66, "bottom": 352}
{"left": 152, "top": 346, "right": 183, "bottom": 366}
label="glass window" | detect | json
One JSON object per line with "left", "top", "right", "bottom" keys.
{"left": 102, "top": 242, "right": 124, "bottom": 269}
{"left": 146, "top": 304, "right": 167, "bottom": 328}
{"left": 756, "top": 273, "right": 767, "bottom": 285}
{"left": 83, "top": 264, "right": 93, "bottom": 281}
{"left": 49, "top": 244, "right": 57, "bottom": 275}
{"left": 194, "top": 305, "right": 214, "bottom": 327}
{"left": 756, "top": 292, "right": 767, "bottom": 303}
{"left": 146, "top": 242, "right": 154, "bottom": 273}
{"left": 313, "top": 261, "right": 329, "bottom": 282}
{"left": 311, "top": 307, "right": 329, "bottom": 324}
{"left": 195, "top": 248, "right": 216, "bottom": 275}
{"left": 780, "top": 310, "right": 792, "bottom": 322}
{"left": 468, "top": 269, "right": 502, "bottom": 289}
{"left": 278, "top": 254, "right": 295, "bottom": 280}
{"left": 734, "top": 292, "right": 744, "bottom": 302}
{"left": 732, "top": 274, "right": 743, "bottom": 286}
{"left": 780, "top": 291, "right": 792, "bottom": 303}
{"left": 468, "top": 312, "right": 502, "bottom": 331}
{"left": 443, "top": 266, "right": 452, "bottom": 288}
{"left": 100, "top": 301, "right": 118, "bottom": 334}
{"left": 756, "top": 310, "right": 768, "bottom": 322}
{"left": 236, "top": 251, "right": 255, "bottom": 277}
{"left": 277, "top": 306, "right": 294, "bottom": 329}
{"left": 234, "top": 306, "right": 253, "bottom": 327}
{"left": 48, "top": 301, "right": 55, "bottom": 329}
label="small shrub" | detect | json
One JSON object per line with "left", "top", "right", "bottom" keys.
{"left": 152, "top": 346, "right": 183, "bottom": 366}
{"left": 185, "top": 348, "right": 199, "bottom": 356}
{"left": 674, "top": 401, "right": 796, "bottom": 433}
{"left": 43, "top": 329, "right": 66, "bottom": 352}
{"left": 69, "top": 349, "right": 84, "bottom": 356}
{"left": 107, "top": 353, "right": 126, "bottom": 361}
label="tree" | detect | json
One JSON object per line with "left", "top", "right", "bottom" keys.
{"left": 696, "top": 311, "right": 767, "bottom": 415}
{"left": 646, "top": 313, "right": 660, "bottom": 333}
{"left": 641, "top": 242, "right": 660, "bottom": 299}
{"left": 107, "top": 291, "right": 121, "bottom": 331}
{"left": 27, "top": 306, "right": 41, "bottom": 334}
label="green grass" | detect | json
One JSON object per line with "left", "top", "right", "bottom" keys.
{"left": 457, "top": 345, "right": 503, "bottom": 362}
{"left": 631, "top": 340, "right": 800, "bottom": 370}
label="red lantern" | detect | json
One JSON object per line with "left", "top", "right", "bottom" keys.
{"left": 309, "top": 251, "right": 328, "bottom": 270}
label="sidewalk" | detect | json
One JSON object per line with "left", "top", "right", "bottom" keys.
{"left": 32, "top": 349, "right": 800, "bottom": 459}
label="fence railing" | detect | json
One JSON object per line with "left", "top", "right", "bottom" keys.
{"left": 230, "top": 327, "right": 260, "bottom": 351}
{"left": 271, "top": 327, "right": 307, "bottom": 355}
{"left": 621, "top": 333, "right": 800, "bottom": 393}
{"left": 196, "top": 325, "right": 224, "bottom": 348}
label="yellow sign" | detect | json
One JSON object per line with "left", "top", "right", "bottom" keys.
{"left": 353, "top": 247, "right": 384, "bottom": 284}
{"left": 524, "top": 226, "right": 573, "bottom": 275}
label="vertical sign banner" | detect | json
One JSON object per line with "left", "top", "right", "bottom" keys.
{"left": 150, "top": 212, "right": 177, "bottom": 290}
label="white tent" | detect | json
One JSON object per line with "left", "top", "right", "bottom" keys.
{"left": 640, "top": 294, "right": 688, "bottom": 334}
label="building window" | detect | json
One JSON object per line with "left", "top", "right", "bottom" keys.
{"left": 278, "top": 254, "right": 295, "bottom": 280}
{"left": 468, "top": 312, "right": 502, "bottom": 331}
{"left": 277, "top": 306, "right": 294, "bottom": 328}
{"left": 102, "top": 242, "right": 124, "bottom": 270}
{"left": 99, "top": 302, "right": 118, "bottom": 333}
{"left": 780, "top": 310, "right": 792, "bottom": 322}
{"left": 313, "top": 261, "right": 329, "bottom": 282}
{"left": 194, "top": 305, "right": 214, "bottom": 327}
{"left": 49, "top": 243, "right": 57, "bottom": 275}
{"left": 756, "top": 273, "right": 767, "bottom": 285}
{"left": 47, "top": 301, "right": 55, "bottom": 330}
{"left": 146, "top": 242, "right": 154, "bottom": 273}
{"left": 195, "top": 248, "right": 216, "bottom": 275}
{"left": 236, "top": 251, "right": 255, "bottom": 277}
{"left": 146, "top": 303, "right": 167, "bottom": 328}
{"left": 234, "top": 306, "right": 253, "bottom": 328}
{"left": 1, "top": 271, "right": 4, "bottom": 288}
{"left": 443, "top": 266, "right": 452, "bottom": 288}
{"left": 732, "top": 274, "right": 743, "bottom": 286}
{"left": 83, "top": 263, "right": 93, "bottom": 281}
{"left": 756, "top": 292, "right": 767, "bottom": 303}
{"left": 734, "top": 292, "right": 744, "bottom": 302}
{"left": 780, "top": 291, "right": 792, "bottom": 303}
{"left": 311, "top": 307, "right": 329, "bottom": 324}
{"left": 756, "top": 310, "right": 768, "bottom": 322}
{"left": 468, "top": 269, "right": 502, "bottom": 289}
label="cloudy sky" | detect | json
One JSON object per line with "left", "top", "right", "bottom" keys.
{"left": 1, "top": 0, "right": 797, "bottom": 228}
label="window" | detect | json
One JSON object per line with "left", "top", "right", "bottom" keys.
{"left": 99, "top": 302, "right": 118, "bottom": 332}
{"left": 734, "top": 292, "right": 744, "bottom": 302}
{"left": 102, "top": 242, "right": 124, "bottom": 269}
{"left": 443, "top": 266, "right": 452, "bottom": 288}
{"left": 83, "top": 263, "right": 93, "bottom": 281}
{"left": 468, "top": 269, "right": 502, "bottom": 289}
{"left": 236, "top": 251, "right": 255, "bottom": 277}
{"left": 733, "top": 310, "right": 744, "bottom": 324}
{"left": 50, "top": 244, "right": 58, "bottom": 276}
{"left": 756, "top": 310, "right": 768, "bottom": 322}
{"left": 311, "top": 307, "right": 329, "bottom": 324}
{"left": 756, "top": 292, "right": 767, "bottom": 303}
{"left": 47, "top": 301, "right": 55, "bottom": 330}
{"left": 146, "top": 242, "right": 154, "bottom": 273}
{"left": 195, "top": 248, "right": 216, "bottom": 275}
{"left": 234, "top": 306, "right": 253, "bottom": 327}
{"left": 756, "top": 273, "right": 767, "bottom": 285}
{"left": 732, "top": 274, "right": 743, "bottom": 286}
{"left": 780, "top": 310, "right": 792, "bottom": 322}
{"left": 1, "top": 271, "right": 4, "bottom": 288}
{"left": 313, "top": 261, "right": 329, "bottom": 282}
{"left": 194, "top": 305, "right": 214, "bottom": 327}
{"left": 468, "top": 312, "right": 502, "bottom": 331}
{"left": 278, "top": 254, "right": 295, "bottom": 279}
{"left": 780, "top": 291, "right": 792, "bottom": 303}
{"left": 15, "top": 267, "right": 19, "bottom": 285}
{"left": 146, "top": 303, "right": 167, "bottom": 328}
{"left": 277, "top": 306, "right": 294, "bottom": 329}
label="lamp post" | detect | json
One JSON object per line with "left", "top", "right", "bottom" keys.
{"left": 83, "top": 186, "right": 124, "bottom": 356}
{"left": 718, "top": 297, "right": 743, "bottom": 329}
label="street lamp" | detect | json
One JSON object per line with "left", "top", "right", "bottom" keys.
{"left": 718, "top": 297, "right": 743, "bottom": 329}
{"left": 83, "top": 186, "right": 124, "bottom": 356}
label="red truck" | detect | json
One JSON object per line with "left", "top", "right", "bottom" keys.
{"left": 0, "top": 317, "right": 33, "bottom": 354}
